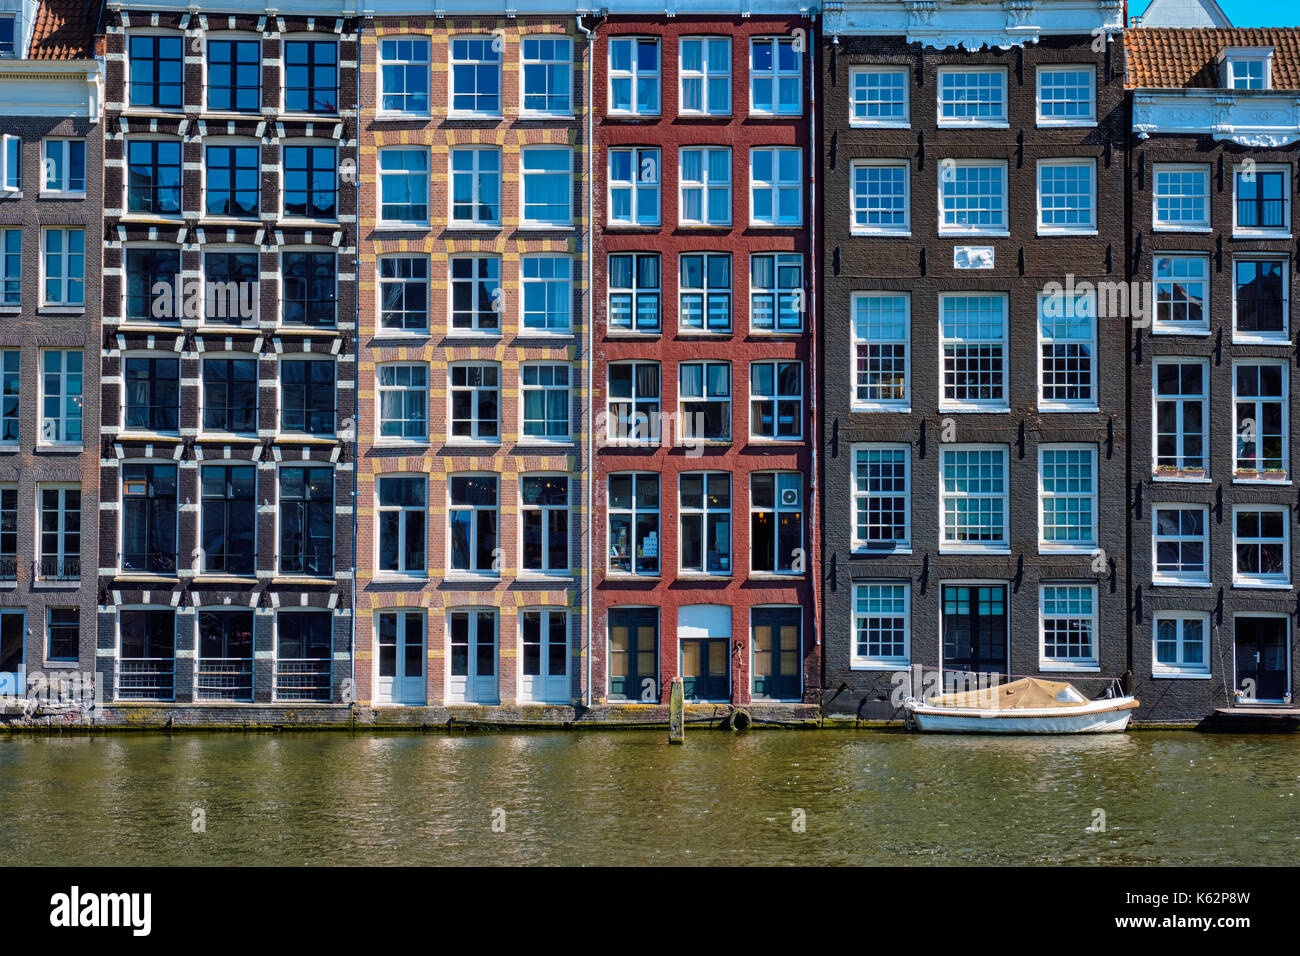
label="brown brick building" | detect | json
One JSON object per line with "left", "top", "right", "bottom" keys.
{"left": 819, "top": 0, "right": 1129, "bottom": 717}
{"left": 0, "top": 0, "right": 103, "bottom": 704}
{"left": 1127, "top": 26, "right": 1300, "bottom": 722}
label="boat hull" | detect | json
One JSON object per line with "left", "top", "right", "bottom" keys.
{"left": 906, "top": 699, "right": 1138, "bottom": 734}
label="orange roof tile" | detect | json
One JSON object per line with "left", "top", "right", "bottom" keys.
{"left": 28, "top": 0, "right": 101, "bottom": 61}
{"left": 1126, "top": 27, "right": 1300, "bottom": 89}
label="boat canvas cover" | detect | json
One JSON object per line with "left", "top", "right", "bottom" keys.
{"left": 924, "top": 677, "right": 1089, "bottom": 711}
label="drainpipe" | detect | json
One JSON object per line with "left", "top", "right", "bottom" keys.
{"left": 809, "top": 26, "right": 824, "bottom": 694}
{"left": 577, "top": 11, "right": 595, "bottom": 708}
{"left": 350, "top": 15, "right": 362, "bottom": 708}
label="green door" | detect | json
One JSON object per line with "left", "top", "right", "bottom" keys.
{"left": 681, "top": 638, "right": 729, "bottom": 701}
{"left": 609, "top": 607, "right": 658, "bottom": 701}
{"left": 752, "top": 607, "right": 801, "bottom": 700}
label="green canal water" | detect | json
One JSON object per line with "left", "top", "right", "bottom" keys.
{"left": 1, "top": 730, "right": 1298, "bottom": 866}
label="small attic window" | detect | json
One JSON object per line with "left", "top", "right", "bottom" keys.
{"left": 1220, "top": 48, "right": 1274, "bottom": 91}
{"left": 0, "top": 17, "right": 15, "bottom": 58}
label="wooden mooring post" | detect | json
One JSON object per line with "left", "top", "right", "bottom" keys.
{"left": 669, "top": 677, "right": 684, "bottom": 744}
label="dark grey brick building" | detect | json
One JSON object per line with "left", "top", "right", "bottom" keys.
{"left": 819, "top": 0, "right": 1129, "bottom": 717}
{"left": 1127, "top": 26, "right": 1300, "bottom": 723}
{"left": 96, "top": 2, "right": 358, "bottom": 713}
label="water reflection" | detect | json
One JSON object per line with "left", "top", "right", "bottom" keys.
{"left": 0, "top": 731, "right": 1296, "bottom": 866}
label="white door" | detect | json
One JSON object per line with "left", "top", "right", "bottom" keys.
{"left": 375, "top": 610, "right": 425, "bottom": 705}
{"left": 0, "top": 611, "right": 23, "bottom": 696}
{"left": 520, "top": 609, "right": 569, "bottom": 703}
{"left": 448, "top": 609, "right": 498, "bottom": 703}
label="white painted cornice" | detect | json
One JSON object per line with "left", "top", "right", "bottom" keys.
{"left": 0, "top": 59, "right": 104, "bottom": 121}
{"left": 1133, "top": 89, "right": 1300, "bottom": 147}
{"left": 824, "top": 0, "right": 1123, "bottom": 49}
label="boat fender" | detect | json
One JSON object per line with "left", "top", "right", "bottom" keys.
{"left": 728, "top": 708, "right": 752, "bottom": 732}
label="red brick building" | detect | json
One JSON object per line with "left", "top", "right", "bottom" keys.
{"left": 591, "top": 9, "right": 819, "bottom": 710}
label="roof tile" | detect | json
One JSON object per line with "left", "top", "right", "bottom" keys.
{"left": 28, "top": 0, "right": 100, "bottom": 61}
{"left": 1126, "top": 27, "right": 1300, "bottom": 89}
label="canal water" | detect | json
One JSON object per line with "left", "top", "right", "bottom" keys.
{"left": 1, "top": 730, "right": 1297, "bottom": 866}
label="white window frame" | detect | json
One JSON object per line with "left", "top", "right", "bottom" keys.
{"left": 1152, "top": 253, "right": 1210, "bottom": 335}
{"left": 1222, "top": 48, "right": 1273, "bottom": 91}
{"left": 748, "top": 36, "right": 802, "bottom": 117}
{"left": 607, "top": 36, "right": 660, "bottom": 117}
{"left": 679, "top": 146, "right": 731, "bottom": 227}
{"left": 850, "top": 159, "right": 910, "bottom": 236}
{"left": 1037, "top": 289, "right": 1098, "bottom": 411}
{"left": 607, "top": 471, "right": 660, "bottom": 576}
{"left": 848, "top": 65, "right": 909, "bottom": 128}
{"left": 36, "top": 483, "right": 81, "bottom": 582}
{"left": 377, "top": 35, "right": 431, "bottom": 116}
{"left": 678, "top": 471, "right": 732, "bottom": 576}
{"left": 1233, "top": 163, "right": 1292, "bottom": 239}
{"left": 448, "top": 361, "right": 501, "bottom": 444}
{"left": 749, "top": 253, "right": 804, "bottom": 334}
{"left": 519, "top": 474, "right": 571, "bottom": 575}
{"left": 850, "top": 581, "right": 910, "bottom": 670}
{"left": 678, "top": 252, "right": 731, "bottom": 333}
{"left": 1036, "top": 159, "right": 1097, "bottom": 235}
{"left": 1152, "top": 163, "right": 1211, "bottom": 232}
{"left": 39, "top": 349, "right": 83, "bottom": 447}
{"left": 520, "top": 34, "right": 574, "bottom": 118}
{"left": 520, "top": 146, "right": 573, "bottom": 229}
{"left": 851, "top": 442, "right": 911, "bottom": 554}
{"left": 375, "top": 361, "right": 430, "bottom": 445}
{"left": 40, "top": 138, "right": 86, "bottom": 197}
{"left": 939, "top": 292, "right": 1008, "bottom": 411}
{"left": 520, "top": 361, "right": 572, "bottom": 443}
{"left": 1152, "top": 357, "right": 1210, "bottom": 479}
{"left": 678, "top": 360, "right": 732, "bottom": 444}
{"left": 1038, "top": 583, "right": 1099, "bottom": 671}
{"left": 447, "top": 473, "right": 501, "bottom": 577}
{"left": 607, "top": 146, "right": 660, "bottom": 228}
{"left": 1, "top": 227, "right": 20, "bottom": 306}
{"left": 606, "top": 360, "right": 661, "bottom": 446}
{"left": 376, "top": 253, "right": 430, "bottom": 335}
{"left": 936, "top": 65, "right": 1007, "bottom": 127}
{"left": 1231, "top": 504, "right": 1291, "bottom": 589}
{"left": 607, "top": 253, "right": 661, "bottom": 333}
{"left": 1152, "top": 611, "right": 1212, "bottom": 678}
{"left": 1232, "top": 255, "right": 1289, "bottom": 344}
{"left": 377, "top": 146, "right": 430, "bottom": 227}
{"left": 1232, "top": 358, "right": 1289, "bottom": 479}
{"left": 749, "top": 360, "right": 803, "bottom": 442}
{"left": 1037, "top": 443, "right": 1098, "bottom": 553}
{"left": 678, "top": 36, "right": 731, "bottom": 117}
{"left": 40, "top": 227, "right": 85, "bottom": 307}
{"left": 749, "top": 147, "right": 802, "bottom": 227}
{"left": 1152, "top": 503, "right": 1211, "bottom": 587}
{"left": 448, "top": 146, "right": 501, "bottom": 228}
{"left": 939, "top": 444, "right": 1010, "bottom": 553}
{"left": 1035, "top": 65, "right": 1096, "bottom": 126}
{"left": 0, "top": 133, "right": 18, "bottom": 192}
{"left": 851, "top": 292, "right": 911, "bottom": 412}
{"left": 375, "top": 473, "right": 428, "bottom": 578}
{"left": 520, "top": 254, "right": 572, "bottom": 334}
{"left": 448, "top": 34, "right": 502, "bottom": 118}
{"left": 448, "top": 254, "right": 502, "bottom": 335}
{"left": 938, "top": 159, "right": 1008, "bottom": 236}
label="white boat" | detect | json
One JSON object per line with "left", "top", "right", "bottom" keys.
{"left": 904, "top": 677, "right": 1139, "bottom": 734}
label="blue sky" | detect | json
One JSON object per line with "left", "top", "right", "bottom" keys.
{"left": 1130, "top": 0, "right": 1300, "bottom": 27}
